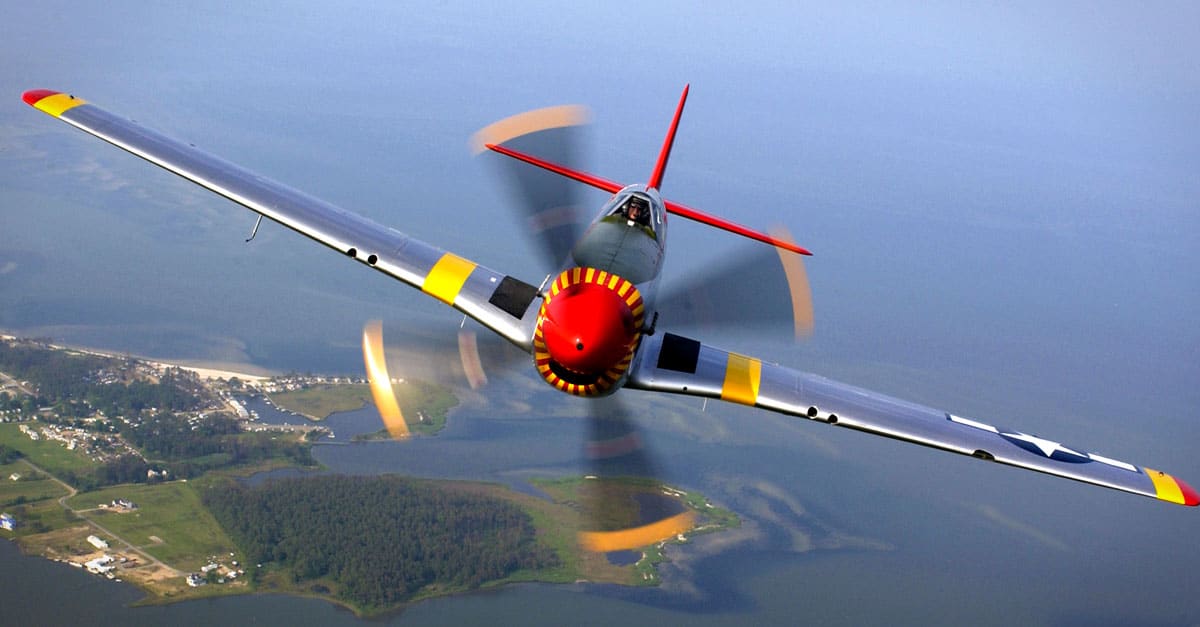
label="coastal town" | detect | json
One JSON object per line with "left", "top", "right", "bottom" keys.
{"left": 0, "top": 336, "right": 350, "bottom": 595}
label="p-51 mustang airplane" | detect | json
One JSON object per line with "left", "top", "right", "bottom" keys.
{"left": 22, "top": 86, "right": 1196, "bottom": 514}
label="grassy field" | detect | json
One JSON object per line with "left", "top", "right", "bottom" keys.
{"left": 269, "top": 384, "right": 372, "bottom": 420}
{"left": 494, "top": 483, "right": 634, "bottom": 587}
{"left": 529, "top": 476, "right": 741, "bottom": 585}
{"left": 4, "top": 494, "right": 80, "bottom": 537}
{"left": 66, "top": 481, "right": 239, "bottom": 571}
{"left": 0, "top": 422, "right": 98, "bottom": 476}
{"left": 0, "top": 460, "right": 69, "bottom": 506}
{"left": 273, "top": 381, "right": 456, "bottom": 435}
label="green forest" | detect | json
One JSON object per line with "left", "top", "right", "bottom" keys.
{"left": 203, "top": 475, "right": 560, "bottom": 610}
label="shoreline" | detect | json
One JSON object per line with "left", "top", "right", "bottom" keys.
{"left": 1, "top": 331, "right": 277, "bottom": 384}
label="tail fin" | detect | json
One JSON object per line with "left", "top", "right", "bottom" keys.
{"left": 647, "top": 84, "right": 689, "bottom": 191}
{"left": 484, "top": 84, "right": 813, "bottom": 256}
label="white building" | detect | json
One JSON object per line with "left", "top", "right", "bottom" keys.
{"left": 85, "top": 555, "right": 114, "bottom": 574}
{"left": 87, "top": 535, "right": 109, "bottom": 549}
{"left": 228, "top": 399, "right": 250, "bottom": 419}
{"left": 1, "top": 513, "right": 15, "bottom": 531}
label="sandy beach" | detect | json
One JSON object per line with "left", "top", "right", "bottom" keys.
{"left": 2, "top": 332, "right": 278, "bottom": 384}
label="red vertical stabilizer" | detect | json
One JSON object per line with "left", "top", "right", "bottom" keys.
{"left": 647, "top": 84, "right": 689, "bottom": 191}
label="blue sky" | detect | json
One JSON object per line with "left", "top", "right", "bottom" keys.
{"left": 2, "top": 2, "right": 1198, "bottom": 623}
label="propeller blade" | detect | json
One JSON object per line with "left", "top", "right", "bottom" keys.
{"left": 361, "top": 319, "right": 527, "bottom": 439}
{"left": 772, "top": 226, "right": 814, "bottom": 339}
{"left": 362, "top": 320, "right": 409, "bottom": 439}
{"left": 656, "top": 225, "right": 814, "bottom": 340}
{"left": 577, "top": 395, "right": 697, "bottom": 553}
{"left": 471, "top": 105, "right": 593, "bottom": 273}
{"left": 365, "top": 318, "right": 526, "bottom": 385}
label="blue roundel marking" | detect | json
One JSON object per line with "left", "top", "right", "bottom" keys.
{"left": 999, "top": 431, "right": 1093, "bottom": 464}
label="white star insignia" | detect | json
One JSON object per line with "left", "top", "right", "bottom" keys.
{"left": 1004, "top": 432, "right": 1063, "bottom": 457}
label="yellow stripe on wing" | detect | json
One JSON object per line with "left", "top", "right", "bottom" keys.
{"left": 721, "top": 353, "right": 762, "bottom": 406}
{"left": 421, "top": 253, "right": 477, "bottom": 305}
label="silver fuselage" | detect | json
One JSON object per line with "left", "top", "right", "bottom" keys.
{"left": 566, "top": 184, "right": 666, "bottom": 320}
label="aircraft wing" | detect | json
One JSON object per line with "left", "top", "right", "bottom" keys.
{"left": 22, "top": 89, "right": 542, "bottom": 350}
{"left": 626, "top": 332, "right": 1198, "bottom": 506}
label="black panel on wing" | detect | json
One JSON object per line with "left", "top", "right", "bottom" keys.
{"left": 488, "top": 275, "right": 539, "bottom": 319}
{"left": 657, "top": 333, "right": 701, "bottom": 373}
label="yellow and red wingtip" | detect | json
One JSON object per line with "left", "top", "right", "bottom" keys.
{"left": 1144, "top": 467, "right": 1199, "bottom": 506}
{"left": 23, "top": 89, "right": 60, "bottom": 106}
{"left": 22, "top": 89, "right": 87, "bottom": 117}
{"left": 1179, "top": 476, "right": 1200, "bottom": 506}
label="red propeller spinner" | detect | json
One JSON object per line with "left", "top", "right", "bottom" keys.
{"left": 541, "top": 281, "right": 636, "bottom": 375}
{"left": 534, "top": 268, "right": 644, "bottom": 396}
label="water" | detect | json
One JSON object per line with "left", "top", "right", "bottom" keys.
{"left": 242, "top": 395, "right": 382, "bottom": 440}
{"left": 2, "top": 2, "right": 1198, "bottom": 624}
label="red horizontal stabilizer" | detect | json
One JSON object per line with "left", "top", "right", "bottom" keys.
{"left": 485, "top": 143, "right": 623, "bottom": 195}
{"left": 665, "top": 200, "right": 813, "bottom": 256}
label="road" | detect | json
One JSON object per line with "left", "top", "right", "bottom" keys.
{"left": 18, "top": 457, "right": 183, "bottom": 576}
{"left": 0, "top": 369, "right": 35, "bottom": 396}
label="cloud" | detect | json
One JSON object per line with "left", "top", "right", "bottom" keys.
{"left": 975, "top": 504, "right": 1070, "bottom": 552}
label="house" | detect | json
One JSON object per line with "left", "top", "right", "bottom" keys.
{"left": 112, "top": 498, "right": 137, "bottom": 510}
{"left": 8, "top": 473, "right": 19, "bottom": 481}
{"left": 87, "top": 535, "right": 109, "bottom": 549}
{"left": 186, "top": 573, "right": 207, "bottom": 587}
{"left": 85, "top": 555, "right": 114, "bottom": 574}
{"left": 1, "top": 513, "right": 15, "bottom": 531}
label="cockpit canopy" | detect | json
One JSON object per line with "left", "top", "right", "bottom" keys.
{"left": 618, "top": 195, "right": 651, "bottom": 226}
{"left": 606, "top": 190, "right": 661, "bottom": 238}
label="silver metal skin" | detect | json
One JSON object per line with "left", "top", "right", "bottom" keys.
{"left": 569, "top": 184, "right": 666, "bottom": 303}
{"left": 52, "top": 101, "right": 540, "bottom": 352}
{"left": 32, "top": 93, "right": 1192, "bottom": 505}
{"left": 627, "top": 334, "right": 1166, "bottom": 501}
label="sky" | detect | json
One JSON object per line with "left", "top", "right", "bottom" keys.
{"left": 2, "top": 1, "right": 1198, "bottom": 624}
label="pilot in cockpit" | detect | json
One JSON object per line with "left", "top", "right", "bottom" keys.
{"left": 623, "top": 196, "right": 650, "bottom": 226}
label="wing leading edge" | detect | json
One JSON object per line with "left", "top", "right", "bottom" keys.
{"left": 627, "top": 332, "right": 1198, "bottom": 506}
{"left": 22, "top": 89, "right": 541, "bottom": 350}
